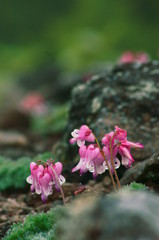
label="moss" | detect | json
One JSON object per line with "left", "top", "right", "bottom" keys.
{"left": 0, "top": 156, "right": 31, "bottom": 191}
{"left": 3, "top": 208, "right": 59, "bottom": 240}
{"left": 107, "top": 182, "right": 148, "bottom": 199}
{"left": 122, "top": 182, "right": 148, "bottom": 191}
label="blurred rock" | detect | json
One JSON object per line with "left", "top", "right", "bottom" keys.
{"left": 120, "top": 152, "right": 159, "bottom": 192}
{"left": 0, "top": 131, "right": 28, "bottom": 146}
{"left": 0, "top": 109, "right": 30, "bottom": 130}
{"left": 57, "top": 191, "right": 159, "bottom": 240}
{"left": 55, "top": 61, "right": 159, "bottom": 164}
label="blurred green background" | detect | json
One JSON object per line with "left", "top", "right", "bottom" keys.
{"left": 0, "top": 0, "right": 159, "bottom": 82}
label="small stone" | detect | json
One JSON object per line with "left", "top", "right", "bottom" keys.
{"left": 0, "top": 131, "right": 28, "bottom": 146}
{"left": 103, "top": 176, "right": 111, "bottom": 187}
{"left": 91, "top": 97, "right": 101, "bottom": 113}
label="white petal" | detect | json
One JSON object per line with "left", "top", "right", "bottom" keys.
{"left": 114, "top": 158, "right": 120, "bottom": 169}
{"left": 59, "top": 175, "right": 66, "bottom": 185}
{"left": 72, "top": 129, "right": 79, "bottom": 138}
{"left": 77, "top": 140, "right": 85, "bottom": 147}
{"left": 26, "top": 175, "right": 33, "bottom": 184}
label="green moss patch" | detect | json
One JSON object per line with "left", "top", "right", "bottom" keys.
{"left": 3, "top": 208, "right": 59, "bottom": 240}
{"left": 122, "top": 182, "right": 148, "bottom": 191}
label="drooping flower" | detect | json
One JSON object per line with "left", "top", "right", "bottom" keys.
{"left": 69, "top": 125, "right": 95, "bottom": 147}
{"left": 102, "top": 126, "right": 144, "bottom": 168}
{"left": 26, "top": 162, "right": 44, "bottom": 194}
{"left": 72, "top": 145, "right": 88, "bottom": 175}
{"left": 38, "top": 171, "right": 53, "bottom": 203}
{"left": 72, "top": 144, "right": 107, "bottom": 178}
{"left": 102, "top": 145, "right": 120, "bottom": 173}
{"left": 102, "top": 132, "right": 120, "bottom": 173}
{"left": 47, "top": 162, "right": 66, "bottom": 192}
{"left": 27, "top": 160, "right": 65, "bottom": 203}
{"left": 113, "top": 126, "right": 144, "bottom": 167}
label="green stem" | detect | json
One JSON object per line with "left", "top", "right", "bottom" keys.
{"left": 93, "top": 134, "right": 117, "bottom": 191}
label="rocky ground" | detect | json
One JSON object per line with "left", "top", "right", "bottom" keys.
{"left": 0, "top": 176, "right": 112, "bottom": 238}
{"left": 0, "top": 61, "right": 159, "bottom": 239}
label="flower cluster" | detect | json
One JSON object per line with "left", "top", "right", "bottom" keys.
{"left": 26, "top": 160, "right": 65, "bottom": 203}
{"left": 119, "top": 51, "right": 149, "bottom": 64}
{"left": 26, "top": 125, "right": 143, "bottom": 202}
{"left": 70, "top": 125, "right": 143, "bottom": 179}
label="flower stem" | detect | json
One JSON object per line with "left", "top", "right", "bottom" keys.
{"left": 51, "top": 166, "right": 66, "bottom": 205}
{"left": 110, "top": 136, "right": 121, "bottom": 189}
{"left": 93, "top": 134, "right": 117, "bottom": 191}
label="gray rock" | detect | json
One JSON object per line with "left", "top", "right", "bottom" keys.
{"left": 57, "top": 191, "right": 159, "bottom": 240}
{"left": 55, "top": 61, "right": 159, "bottom": 163}
{"left": 120, "top": 152, "right": 159, "bottom": 192}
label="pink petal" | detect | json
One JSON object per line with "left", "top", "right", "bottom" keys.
{"left": 38, "top": 164, "right": 44, "bottom": 173}
{"left": 85, "top": 133, "right": 95, "bottom": 142}
{"left": 122, "top": 141, "right": 144, "bottom": 149}
{"left": 86, "top": 145, "right": 100, "bottom": 162}
{"left": 102, "top": 132, "right": 114, "bottom": 145}
{"left": 119, "top": 146, "right": 134, "bottom": 162}
{"left": 114, "top": 126, "right": 127, "bottom": 141}
{"left": 30, "top": 162, "right": 37, "bottom": 172}
{"left": 69, "top": 138, "right": 76, "bottom": 144}
{"left": 30, "top": 185, "right": 35, "bottom": 192}
{"left": 72, "top": 158, "right": 86, "bottom": 173}
{"left": 39, "top": 173, "right": 52, "bottom": 196}
{"left": 79, "top": 145, "right": 87, "bottom": 158}
{"left": 79, "top": 125, "right": 90, "bottom": 138}
{"left": 41, "top": 193, "right": 48, "bottom": 204}
{"left": 54, "top": 162, "right": 62, "bottom": 176}
{"left": 103, "top": 146, "right": 111, "bottom": 160}
{"left": 121, "top": 155, "right": 130, "bottom": 167}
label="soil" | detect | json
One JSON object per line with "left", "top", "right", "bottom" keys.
{"left": 0, "top": 176, "right": 112, "bottom": 239}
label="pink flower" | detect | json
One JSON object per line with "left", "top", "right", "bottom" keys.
{"left": 102, "top": 145, "right": 120, "bottom": 173}
{"left": 119, "top": 51, "right": 135, "bottom": 64}
{"left": 135, "top": 52, "right": 149, "bottom": 63}
{"left": 113, "top": 126, "right": 144, "bottom": 167}
{"left": 27, "top": 161, "right": 65, "bottom": 203}
{"left": 102, "top": 132, "right": 120, "bottom": 173}
{"left": 38, "top": 171, "right": 53, "bottom": 203}
{"left": 86, "top": 145, "right": 106, "bottom": 179}
{"left": 47, "top": 162, "right": 66, "bottom": 192}
{"left": 102, "top": 126, "right": 144, "bottom": 168}
{"left": 19, "top": 92, "right": 48, "bottom": 116}
{"left": 102, "top": 131, "right": 114, "bottom": 145}
{"left": 72, "top": 144, "right": 107, "bottom": 178}
{"left": 114, "top": 126, "right": 127, "bottom": 142}
{"left": 119, "top": 51, "right": 149, "bottom": 64}
{"left": 72, "top": 145, "right": 88, "bottom": 175}
{"left": 26, "top": 162, "right": 44, "bottom": 194}
{"left": 69, "top": 125, "right": 95, "bottom": 147}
